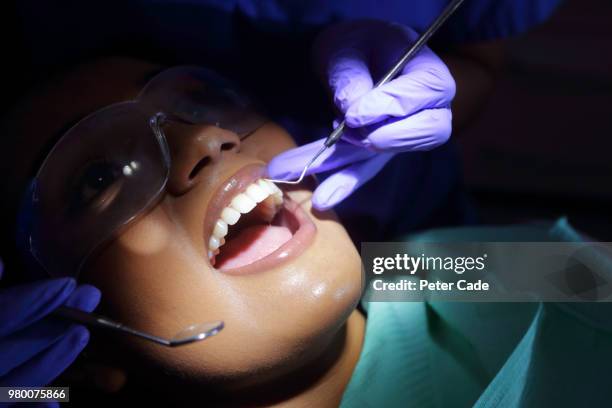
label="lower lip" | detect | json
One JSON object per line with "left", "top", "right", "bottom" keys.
{"left": 217, "top": 194, "right": 316, "bottom": 276}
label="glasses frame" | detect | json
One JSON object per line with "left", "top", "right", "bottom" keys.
{"left": 18, "top": 66, "right": 266, "bottom": 278}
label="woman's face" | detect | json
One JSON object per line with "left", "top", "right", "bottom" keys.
{"left": 24, "top": 59, "right": 363, "bottom": 390}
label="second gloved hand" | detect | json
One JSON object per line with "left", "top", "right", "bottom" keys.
{"left": 0, "top": 259, "right": 100, "bottom": 393}
{"left": 267, "top": 20, "right": 455, "bottom": 210}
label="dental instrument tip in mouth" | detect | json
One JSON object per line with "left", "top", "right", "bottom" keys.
{"left": 265, "top": 145, "right": 327, "bottom": 185}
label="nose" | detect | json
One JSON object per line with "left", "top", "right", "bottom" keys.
{"left": 164, "top": 122, "right": 241, "bottom": 195}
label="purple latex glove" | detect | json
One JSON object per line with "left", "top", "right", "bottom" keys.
{"left": 0, "top": 258, "right": 101, "bottom": 399}
{"left": 267, "top": 20, "right": 455, "bottom": 210}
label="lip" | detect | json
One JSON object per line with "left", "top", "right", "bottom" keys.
{"left": 203, "top": 163, "right": 317, "bottom": 275}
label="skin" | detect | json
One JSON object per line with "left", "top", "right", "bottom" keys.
{"left": 2, "top": 58, "right": 365, "bottom": 406}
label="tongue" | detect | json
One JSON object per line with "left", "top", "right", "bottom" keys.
{"left": 216, "top": 224, "right": 292, "bottom": 270}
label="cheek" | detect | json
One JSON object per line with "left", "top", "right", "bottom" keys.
{"left": 278, "top": 193, "right": 363, "bottom": 320}
{"left": 240, "top": 123, "right": 297, "bottom": 162}
{"left": 81, "top": 212, "right": 234, "bottom": 375}
{"left": 116, "top": 212, "right": 170, "bottom": 254}
{"left": 82, "top": 205, "right": 210, "bottom": 331}
{"left": 80, "top": 206, "right": 284, "bottom": 382}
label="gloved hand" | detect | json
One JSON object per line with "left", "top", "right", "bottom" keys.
{"left": 0, "top": 258, "right": 100, "bottom": 395}
{"left": 267, "top": 20, "right": 455, "bottom": 210}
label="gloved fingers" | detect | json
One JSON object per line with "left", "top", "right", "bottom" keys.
{"left": 0, "top": 278, "right": 76, "bottom": 337}
{"left": 315, "top": 19, "right": 455, "bottom": 128}
{"left": 0, "top": 283, "right": 100, "bottom": 376}
{"left": 0, "top": 319, "right": 73, "bottom": 377}
{"left": 313, "top": 21, "right": 374, "bottom": 113}
{"left": 267, "top": 138, "right": 373, "bottom": 180}
{"left": 364, "top": 108, "right": 452, "bottom": 152}
{"left": 345, "top": 23, "right": 455, "bottom": 127}
{"left": 344, "top": 62, "right": 455, "bottom": 128}
{"left": 0, "top": 325, "right": 89, "bottom": 387}
{"left": 327, "top": 47, "right": 374, "bottom": 114}
{"left": 312, "top": 152, "right": 395, "bottom": 210}
{"left": 64, "top": 285, "right": 101, "bottom": 313}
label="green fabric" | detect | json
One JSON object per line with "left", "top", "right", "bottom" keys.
{"left": 340, "top": 218, "right": 612, "bottom": 408}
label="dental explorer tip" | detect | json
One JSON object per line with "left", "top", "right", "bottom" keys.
{"left": 265, "top": 145, "right": 327, "bottom": 185}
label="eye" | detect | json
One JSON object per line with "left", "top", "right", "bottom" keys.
{"left": 68, "top": 160, "right": 122, "bottom": 214}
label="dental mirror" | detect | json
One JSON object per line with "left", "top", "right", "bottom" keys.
{"left": 53, "top": 305, "right": 224, "bottom": 347}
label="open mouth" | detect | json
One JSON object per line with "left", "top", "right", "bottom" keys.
{"left": 205, "top": 164, "right": 315, "bottom": 274}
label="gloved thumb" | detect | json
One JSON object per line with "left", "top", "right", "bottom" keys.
{"left": 327, "top": 48, "right": 374, "bottom": 114}
{"left": 64, "top": 285, "right": 101, "bottom": 313}
{"left": 0, "top": 278, "right": 76, "bottom": 336}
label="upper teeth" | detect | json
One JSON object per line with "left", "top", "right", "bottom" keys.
{"left": 208, "top": 178, "right": 283, "bottom": 262}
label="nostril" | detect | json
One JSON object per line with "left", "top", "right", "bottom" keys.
{"left": 189, "top": 156, "right": 211, "bottom": 180}
{"left": 221, "top": 142, "right": 237, "bottom": 151}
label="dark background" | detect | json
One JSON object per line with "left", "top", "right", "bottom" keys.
{"left": 2, "top": 0, "right": 611, "bottom": 241}
{"left": 0, "top": 0, "right": 610, "bottom": 403}
{"left": 456, "top": 0, "right": 612, "bottom": 240}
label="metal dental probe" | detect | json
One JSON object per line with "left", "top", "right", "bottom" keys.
{"left": 52, "top": 306, "right": 224, "bottom": 347}
{"left": 266, "top": 0, "right": 465, "bottom": 185}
